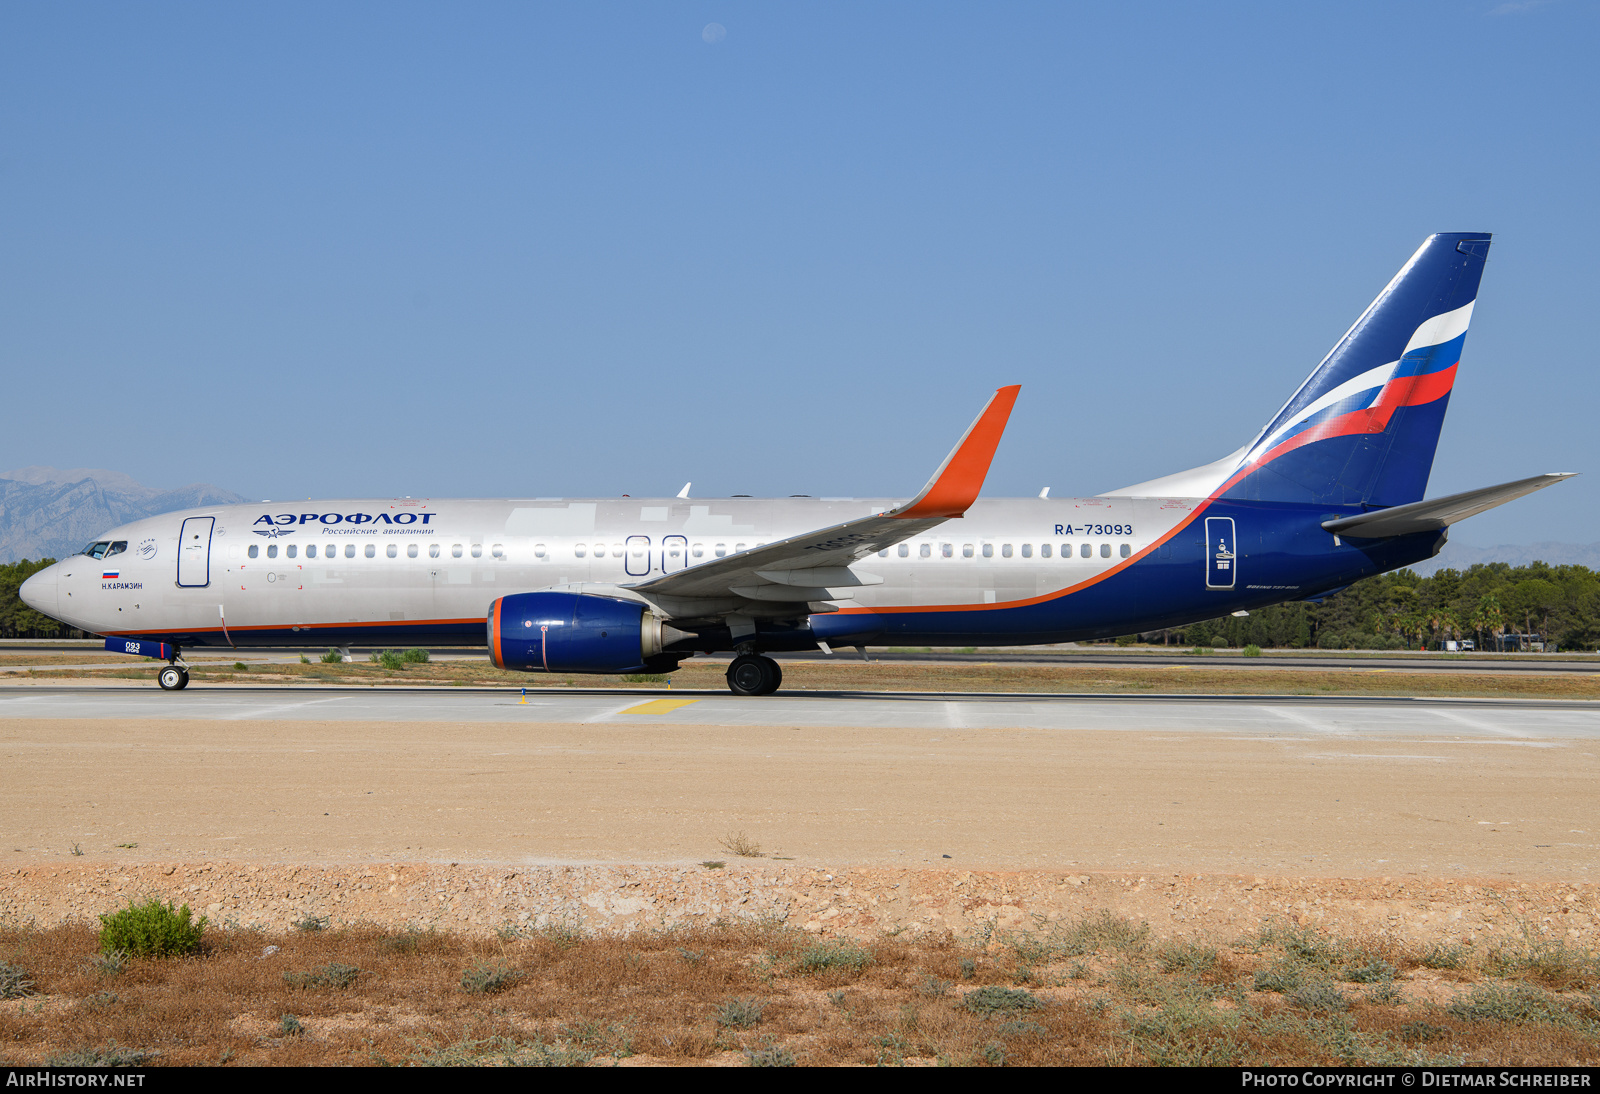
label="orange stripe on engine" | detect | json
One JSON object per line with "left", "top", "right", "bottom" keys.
{"left": 491, "top": 598, "right": 504, "bottom": 669}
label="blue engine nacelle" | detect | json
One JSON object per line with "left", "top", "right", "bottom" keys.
{"left": 488, "top": 591, "right": 687, "bottom": 674}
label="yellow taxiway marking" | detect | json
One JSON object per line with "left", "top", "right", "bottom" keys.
{"left": 618, "top": 698, "right": 700, "bottom": 716}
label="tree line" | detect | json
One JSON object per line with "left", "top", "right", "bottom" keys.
{"left": 3, "top": 556, "right": 1598, "bottom": 650}
{"left": 1162, "top": 561, "right": 1600, "bottom": 651}
{"left": 0, "top": 559, "right": 79, "bottom": 638}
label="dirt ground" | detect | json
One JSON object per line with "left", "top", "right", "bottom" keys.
{"left": 3, "top": 712, "right": 1598, "bottom": 934}
{"left": 4, "top": 860, "right": 1597, "bottom": 953}
{"left": 4, "top": 709, "right": 1599, "bottom": 1066}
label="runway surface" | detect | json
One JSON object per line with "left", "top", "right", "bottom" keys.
{"left": 1, "top": 684, "right": 1598, "bottom": 736}
{"left": 2, "top": 685, "right": 1596, "bottom": 877}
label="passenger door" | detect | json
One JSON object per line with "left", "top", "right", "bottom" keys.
{"left": 1204, "top": 517, "right": 1236, "bottom": 590}
{"left": 177, "top": 517, "right": 215, "bottom": 588}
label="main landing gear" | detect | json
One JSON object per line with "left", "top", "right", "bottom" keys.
{"left": 726, "top": 654, "right": 782, "bottom": 696}
{"left": 157, "top": 653, "right": 190, "bottom": 691}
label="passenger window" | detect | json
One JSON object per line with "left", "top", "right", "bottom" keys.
{"left": 574, "top": 544, "right": 586, "bottom": 558}
{"left": 692, "top": 544, "right": 704, "bottom": 557}
{"left": 345, "top": 544, "right": 356, "bottom": 558}
{"left": 533, "top": 544, "right": 545, "bottom": 559}
{"left": 306, "top": 545, "right": 317, "bottom": 559}
{"left": 248, "top": 545, "right": 259, "bottom": 559}
{"left": 407, "top": 544, "right": 418, "bottom": 558}
{"left": 1021, "top": 544, "right": 1032, "bottom": 558}
{"left": 982, "top": 544, "right": 993, "bottom": 558}
{"left": 1120, "top": 543, "right": 1132, "bottom": 558}
{"left": 940, "top": 543, "right": 952, "bottom": 558}
{"left": 453, "top": 544, "right": 464, "bottom": 558}
{"left": 267, "top": 545, "right": 278, "bottom": 558}
{"left": 592, "top": 544, "right": 605, "bottom": 558}
{"left": 1001, "top": 544, "right": 1012, "bottom": 558}
{"left": 1080, "top": 543, "right": 1092, "bottom": 558}
{"left": 287, "top": 545, "right": 297, "bottom": 558}
{"left": 715, "top": 544, "right": 726, "bottom": 557}
{"left": 878, "top": 549, "right": 888, "bottom": 558}
{"left": 1041, "top": 544, "right": 1052, "bottom": 558}
{"left": 962, "top": 544, "right": 973, "bottom": 558}
{"left": 735, "top": 543, "right": 746, "bottom": 552}
{"left": 919, "top": 543, "right": 931, "bottom": 558}
{"left": 898, "top": 544, "right": 909, "bottom": 558}
{"left": 1061, "top": 543, "right": 1070, "bottom": 558}
{"left": 365, "top": 544, "right": 376, "bottom": 558}
{"left": 429, "top": 544, "right": 441, "bottom": 559}
{"left": 386, "top": 544, "right": 397, "bottom": 558}
{"left": 614, "top": 544, "right": 624, "bottom": 557}
{"left": 1099, "top": 543, "right": 1111, "bottom": 558}
{"left": 492, "top": 544, "right": 504, "bottom": 558}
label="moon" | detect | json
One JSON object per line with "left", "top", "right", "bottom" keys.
{"left": 701, "top": 22, "right": 726, "bottom": 44}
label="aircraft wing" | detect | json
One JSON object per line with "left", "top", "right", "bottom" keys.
{"left": 1321, "top": 473, "right": 1576, "bottom": 539}
{"left": 628, "top": 385, "right": 1020, "bottom": 602}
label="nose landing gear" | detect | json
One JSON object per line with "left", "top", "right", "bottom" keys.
{"left": 726, "top": 654, "right": 782, "bottom": 696}
{"left": 157, "top": 650, "right": 190, "bottom": 690}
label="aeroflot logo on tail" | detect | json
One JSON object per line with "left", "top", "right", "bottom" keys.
{"left": 253, "top": 512, "right": 438, "bottom": 531}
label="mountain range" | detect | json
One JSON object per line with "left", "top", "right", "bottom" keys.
{"left": 0, "top": 466, "right": 244, "bottom": 563}
{"left": 1409, "top": 539, "right": 1600, "bottom": 576}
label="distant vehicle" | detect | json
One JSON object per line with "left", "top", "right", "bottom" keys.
{"left": 20, "top": 233, "right": 1577, "bottom": 694}
{"left": 1460, "top": 640, "right": 1476, "bottom": 651}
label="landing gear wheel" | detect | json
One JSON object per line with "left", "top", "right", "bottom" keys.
{"left": 158, "top": 665, "right": 185, "bottom": 691}
{"left": 176, "top": 667, "right": 189, "bottom": 690}
{"left": 726, "top": 655, "right": 782, "bottom": 696}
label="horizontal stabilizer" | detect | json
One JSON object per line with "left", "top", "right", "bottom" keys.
{"left": 1320, "top": 473, "right": 1576, "bottom": 538}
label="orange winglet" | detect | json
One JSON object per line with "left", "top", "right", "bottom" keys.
{"left": 893, "top": 385, "right": 1021, "bottom": 519}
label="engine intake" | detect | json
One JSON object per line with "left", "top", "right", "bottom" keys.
{"left": 488, "top": 591, "right": 689, "bottom": 674}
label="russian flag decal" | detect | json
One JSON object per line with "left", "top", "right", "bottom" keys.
{"left": 102, "top": 571, "right": 119, "bottom": 579}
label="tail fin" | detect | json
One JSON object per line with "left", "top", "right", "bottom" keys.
{"left": 1226, "top": 233, "right": 1490, "bottom": 507}
{"left": 1104, "top": 233, "right": 1490, "bottom": 506}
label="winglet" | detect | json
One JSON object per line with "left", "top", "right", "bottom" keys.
{"left": 891, "top": 385, "right": 1020, "bottom": 519}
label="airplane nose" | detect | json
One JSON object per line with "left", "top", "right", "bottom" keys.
{"left": 19, "top": 566, "right": 58, "bottom": 617}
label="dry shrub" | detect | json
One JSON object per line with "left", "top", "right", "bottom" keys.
{"left": 1, "top": 919, "right": 1597, "bottom": 1067}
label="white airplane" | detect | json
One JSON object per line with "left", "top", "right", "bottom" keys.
{"left": 20, "top": 233, "right": 1573, "bottom": 694}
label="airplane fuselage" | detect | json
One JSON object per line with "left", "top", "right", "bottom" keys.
{"left": 28, "top": 493, "right": 1437, "bottom": 652}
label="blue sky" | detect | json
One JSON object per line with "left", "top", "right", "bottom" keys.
{"left": 2, "top": 1, "right": 1596, "bottom": 544}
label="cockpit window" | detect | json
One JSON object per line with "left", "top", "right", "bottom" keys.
{"left": 105, "top": 541, "right": 127, "bottom": 557}
{"left": 82, "top": 541, "right": 112, "bottom": 559}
